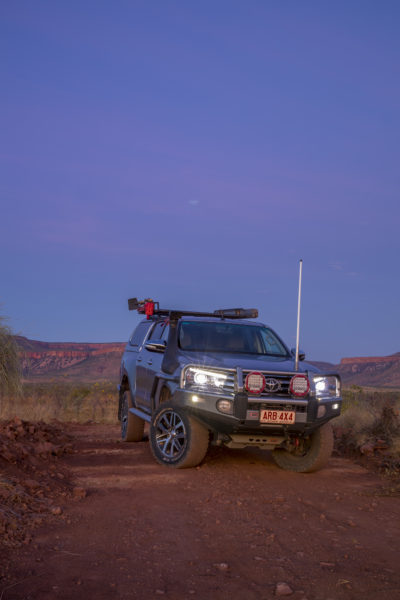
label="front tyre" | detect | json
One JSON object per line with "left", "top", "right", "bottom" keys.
{"left": 149, "top": 405, "right": 209, "bottom": 468}
{"left": 271, "top": 422, "right": 334, "bottom": 473}
{"left": 121, "top": 390, "right": 145, "bottom": 442}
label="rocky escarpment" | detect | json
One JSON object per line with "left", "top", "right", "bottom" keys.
{"left": 14, "top": 337, "right": 400, "bottom": 387}
{"left": 15, "top": 337, "right": 125, "bottom": 381}
{"left": 338, "top": 353, "right": 400, "bottom": 387}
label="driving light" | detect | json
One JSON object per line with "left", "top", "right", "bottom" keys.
{"left": 245, "top": 371, "right": 266, "bottom": 395}
{"left": 290, "top": 375, "right": 310, "bottom": 397}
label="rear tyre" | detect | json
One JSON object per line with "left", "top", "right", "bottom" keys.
{"left": 121, "top": 390, "right": 145, "bottom": 442}
{"left": 149, "top": 405, "right": 209, "bottom": 468}
{"left": 271, "top": 422, "right": 334, "bottom": 473}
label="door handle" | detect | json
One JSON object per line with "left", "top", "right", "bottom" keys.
{"left": 147, "top": 360, "right": 153, "bottom": 365}
{"left": 137, "top": 358, "right": 142, "bottom": 362}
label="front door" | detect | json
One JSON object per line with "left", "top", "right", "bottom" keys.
{"left": 135, "top": 320, "right": 168, "bottom": 411}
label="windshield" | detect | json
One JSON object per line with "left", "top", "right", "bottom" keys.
{"left": 179, "top": 321, "right": 289, "bottom": 357}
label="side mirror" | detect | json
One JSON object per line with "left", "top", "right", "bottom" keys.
{"left": 145, "top": 339, "right": 167, "bottom": 353}
{"left": 291, "top": 348, "right": 306, "bottom": 361}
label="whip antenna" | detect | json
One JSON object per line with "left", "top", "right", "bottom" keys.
{"left": 295, "top": 259, "right": 303, "bottom": 372}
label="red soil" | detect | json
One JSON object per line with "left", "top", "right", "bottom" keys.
{"left": 1, "top": 422, "right": 399, "bottom": 600}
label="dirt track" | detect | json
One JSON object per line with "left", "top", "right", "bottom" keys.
{"left": 1, "top": 424, "right": 399, "bottom": 600}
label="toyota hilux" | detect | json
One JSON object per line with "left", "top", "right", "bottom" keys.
{"left": 118, "top": 299, "right": 342, "bottom": 472}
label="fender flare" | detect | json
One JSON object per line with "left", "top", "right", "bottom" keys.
{"left": 152, "top": 378, "right": 175, "bottom": 411}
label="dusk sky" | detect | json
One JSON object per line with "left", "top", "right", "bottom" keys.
{"left": 1, "top": 1, "right": 399, "bottom": 364}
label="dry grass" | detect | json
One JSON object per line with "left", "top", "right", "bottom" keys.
{"left": 333, "top": 387, "right": 400, "bottom": 474}
{"left": 0, "top": 381, "right": 118, "bottom": 424}
{"left": 2, "top": 382, "right": 400, "bottom": 475}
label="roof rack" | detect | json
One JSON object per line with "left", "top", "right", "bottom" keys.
{"left": 128, "top": 298, "right": 258, "bottom": 320}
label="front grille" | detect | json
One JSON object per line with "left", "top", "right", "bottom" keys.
{"left": 222, "top": 371, "right": 235, "bottom": 394}
{"left": 242, "top": 370, "right": 294, "bottom": 398}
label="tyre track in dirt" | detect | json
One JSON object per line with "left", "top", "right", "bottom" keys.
{"left": 1, "top": 424, "right": 399, "bottom": 600}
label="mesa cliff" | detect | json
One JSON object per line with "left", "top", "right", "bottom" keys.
{"left": 337, "top": 352, "right": 400, "bottom": 387}
{"left": 15, "top": 336, "right": 400, "bottom": 387}
{"left": 16, "top": 337, "right": 126, "bottom": 382}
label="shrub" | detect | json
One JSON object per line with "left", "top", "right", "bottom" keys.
{"left": 334, "top": 387, "right": 400, "bottom": 473}
{"left": 0, "top": 317, "right": 21, "bottom": 396}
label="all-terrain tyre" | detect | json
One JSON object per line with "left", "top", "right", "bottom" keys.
{"left": 149, "top": 405, "right": 209, "bottom": 468}
{"left": 271, "top": 422, "right": 334, "bottom": 473}
{"left": 121, "top": 390, "right": 145, "bottom": 442}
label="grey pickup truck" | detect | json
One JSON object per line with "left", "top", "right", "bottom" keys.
{"left": 118, "top": 299, "right": 342, "bottom": 472}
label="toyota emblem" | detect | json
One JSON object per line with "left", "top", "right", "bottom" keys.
{"left": 264, "top": 378, "right": 281, "bottom": 393}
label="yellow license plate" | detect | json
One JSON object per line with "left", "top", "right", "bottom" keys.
{"left": 260, "top": 410, "right": 295, "bottom": 424}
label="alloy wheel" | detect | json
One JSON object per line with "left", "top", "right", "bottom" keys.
{"left": 154, "top": 410, "right": 187, "bottom": 460}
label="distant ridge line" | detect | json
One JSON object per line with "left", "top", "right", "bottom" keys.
{"left": 13, "top": 336, "right": 400, "bottom": 387}
{"left": 341, "top": 354, "right": 400, "bottom": 365}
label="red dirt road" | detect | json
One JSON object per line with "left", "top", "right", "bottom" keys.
{"left": 2, "top": 424, "right": 399, "bottom": 600}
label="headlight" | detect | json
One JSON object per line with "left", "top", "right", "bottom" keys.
{"left": 313, "top": 376, "right": 340, "bottom": 398}
{"left": 183, "top": 367, "right": 228, "bottom": 392}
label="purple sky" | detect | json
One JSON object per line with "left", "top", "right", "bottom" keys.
{"left": 1, "top": 1, "right": 399, "bottom": 363}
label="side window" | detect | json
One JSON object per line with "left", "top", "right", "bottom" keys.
{"left": 129, "top": 322, "right": 153, "bottom": 347}
{"left": 148, "top": 320, "right": 167, "bottom": 340}
{"left": 161, "top": 324, "right": 169, "bottom": 341}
